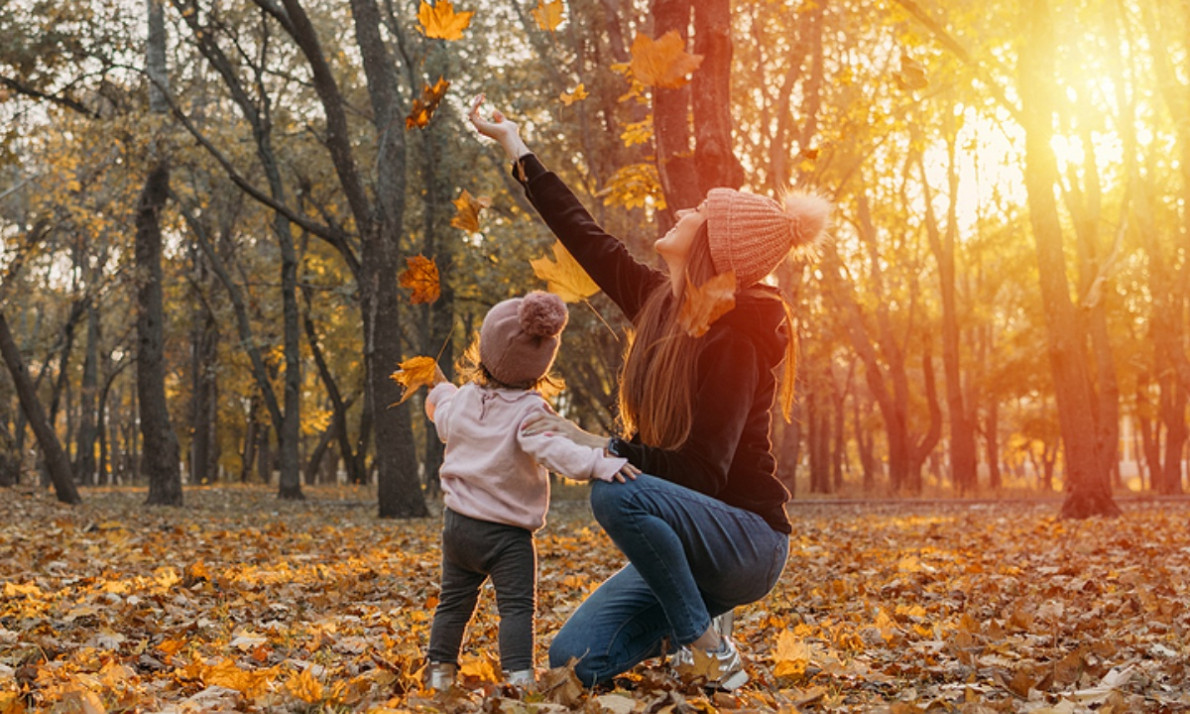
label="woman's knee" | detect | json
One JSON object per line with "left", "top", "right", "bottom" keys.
{"left": 589, "top": 478, "right": 637, "bottom": 529}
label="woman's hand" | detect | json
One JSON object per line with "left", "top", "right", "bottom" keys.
{"left": 468, "top": 94, "right": 531, "bottom": 161}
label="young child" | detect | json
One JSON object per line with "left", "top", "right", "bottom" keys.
{"left": 423, "top": 290, "right": 637, "bottom": 690}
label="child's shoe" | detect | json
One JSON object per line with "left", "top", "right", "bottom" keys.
{"left": 426, "top": 661, "right": 457, "bottom": 691}
{"left": 671, "top": 635, "right": 748, "bottom": 691}
{"left": 504, "top": 668, "right": 535, "bottom": 687}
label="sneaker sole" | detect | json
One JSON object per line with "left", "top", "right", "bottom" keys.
{"left": 717, "top": 669, "right": 749, "bottom": 691}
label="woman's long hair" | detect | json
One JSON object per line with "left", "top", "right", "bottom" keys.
{"left": 617, "top": 221, "right": 799, "bottom": 449}
{"left": 617, "top": 222, "right": 718, "bottom": 449}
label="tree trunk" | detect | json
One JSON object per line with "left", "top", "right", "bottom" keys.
{"left": 692, "top": 0, "right": 744, "bottom": 192}
{"left": 1018, "top": 0, "right": 1118, "bottom": 518}
{"left": 0, "top": 309, "right": 80, "bottom": 503}
{"left": 652, "top": 0, "right": 700, "bottom": 216}
{"left": 346, "top": 0, "right": 426, "bottom": 517}
{"left": 919, "top": 125, "right": 977, "bottom": 494}
{"left": 139, "top": 0, "right": 182, "bottom": 506}
{"left": 75, "top": 302, "right": 99, "bottom": 485}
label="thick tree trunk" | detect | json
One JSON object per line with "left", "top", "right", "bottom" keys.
{"left": 692, "top": 0, "right": 743, "bottom": 192}
{"left": 652, "top": 0, "right": 700, "bottom": 216}
{"left": 140, "top": 0, "right": 182, "bottom": 506}
{"left": 1018, "top": 0, "right": 1118, "bottom": 519}
{"left": 0, "top": 309, "right": 80, "bottom": 503}
{"left": 347, "top": 0, "right": 426, "bottom": 517}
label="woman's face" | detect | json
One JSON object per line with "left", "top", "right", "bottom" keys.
{"left": 655, "top": 201, "right": 708, "bottom": 268}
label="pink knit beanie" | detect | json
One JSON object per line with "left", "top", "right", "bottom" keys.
{"left": 705, "top": 189, "right": 833, "bottom": 287}
{"left": 479, "top": 291, "right": 569, "bottom": 386}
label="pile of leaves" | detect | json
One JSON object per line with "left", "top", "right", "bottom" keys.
{"left": 1, "top": 486, "right": 1187, "bottom": 712}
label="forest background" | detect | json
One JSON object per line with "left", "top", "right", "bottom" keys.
{"left": 0, "top": 0, "right": 1188, "bottom": 520}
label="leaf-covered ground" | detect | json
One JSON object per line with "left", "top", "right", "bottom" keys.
{"left": 1, "top": 485, "right": 1188, "bottom": 713}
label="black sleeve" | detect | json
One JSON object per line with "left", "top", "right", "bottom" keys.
{"left": 514, "top": 154, "right": 664, "bottom": 321}
{"left": 609, "top": 332, "right": 759, "bottom": 497}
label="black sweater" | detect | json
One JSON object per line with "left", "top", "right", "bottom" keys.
{"left": 516, "top": 154, "right": 792, "bottom": 534}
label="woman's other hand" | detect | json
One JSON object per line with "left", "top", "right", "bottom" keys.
{"left": 468, "top": 94, "right": 531, "bottom": 161}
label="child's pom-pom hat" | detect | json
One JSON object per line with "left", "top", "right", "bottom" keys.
{"left": 705, "top": 188, "right": 833, "bottom": 287}
{"left": 479, "top": 291, "right": 569, "bottom": 386}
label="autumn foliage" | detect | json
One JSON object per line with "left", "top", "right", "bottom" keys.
{"left": 2, "top": 487, "right": 1188, "bottom": 712}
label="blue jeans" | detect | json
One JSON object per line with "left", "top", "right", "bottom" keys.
{"left": 548, "top": 474, "right": 788, "bottom": 686}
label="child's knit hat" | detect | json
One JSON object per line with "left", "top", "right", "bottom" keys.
{"left": 480, "top": 291, "right": 569, "bottom": 386}
{"left": 705, "top": 189, "right": 832, "bottom": 287}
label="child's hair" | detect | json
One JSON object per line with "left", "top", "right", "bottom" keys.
{"left": 456, "top": 338, "right": 565, "bottom": 398}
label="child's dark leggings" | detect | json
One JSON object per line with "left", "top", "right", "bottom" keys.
{"left": 427, "top": 508, "right": 537, "bottom": 672}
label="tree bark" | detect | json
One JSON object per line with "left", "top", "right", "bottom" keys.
{"left": 0, "top": 309, "right": 80, "bottom": 503}
{"left": 1017, "top": 0, "right": 1118, "bottom": 518}
{"left": 691, "top": 0, "right": 744, "bottom": 192}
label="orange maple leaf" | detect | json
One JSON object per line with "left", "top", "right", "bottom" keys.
{"left": 398, "top": 255, "right": 441, "bottom": 304}
{"left": 679, "top": 271, "right": 736, "bottom": 337}
{"left": 284, "top": 668, "right": 325, "bottom": 704}
{"left": 559, "top": 83, "right": 588, "bottom": 106}
{"left": 406, "top": 76, "right": 451, "bottom": 129}
{"left": 529, "top": 241, "right": 600, "bottom": 303}
{"left": 450, "top": 189, "right": 491, "bottom": 233}
{"left": 629, "top": 31, "right": 704, "bottom": 89}
{"left": 417, "top": 0, "right": 473, "bottom": 41}
{"left": 390, "top": 356, "right": 439, "bottom": 405}
{"left": 531, "top": 0, "right": 565, "bottom": 32}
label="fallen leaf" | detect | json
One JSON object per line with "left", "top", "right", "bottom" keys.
{"left": 530, "top": 241, "right": 600, "bottom": 303}
{"left": 398, "top": 255, "right": 441, "bottom": 305}
{"left": 531, "top": 0, "right": 565, "bottom": 32}
{"left": 416, "top": 0, "right": 473, "bottom": 40}
{"left": 679, "top": 271, "right": 735, "bottom": 337}
{"left": 406, "top": 76, "right": 450, "bottom": 129}
{"left": 629, "top": 31, "right": 704, "bottom": 89}
{"left": 389, "top": 356, "right": 439, "bottom": 405}
{"left": 449, "top": 189, "right": 491, "bottom": 233}
{"left": 285, "top": 668, "right": 324, "bottom": 704}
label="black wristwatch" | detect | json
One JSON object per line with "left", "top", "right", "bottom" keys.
{"left": 607, "top": 436, "right": 625, "bottom": 457}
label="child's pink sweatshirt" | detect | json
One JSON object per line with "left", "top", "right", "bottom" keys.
{"left": 426, "top": 382, "right": 627, "bottom": 531}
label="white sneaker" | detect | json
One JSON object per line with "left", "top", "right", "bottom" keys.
{"left": 425, "top": 661, "right": 456, "bottom": 691}
{"left": 671, "top": 634, "right": 748, "bottom": 691}
{"left": 504, "top": 668, "right": 535, "bottom": 687}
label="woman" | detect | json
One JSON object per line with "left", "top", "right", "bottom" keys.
{"left": 469, "top": 95, "right": 830, "bottom": 690}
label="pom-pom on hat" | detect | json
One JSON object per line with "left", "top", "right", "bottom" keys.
{"left": 705, "top": 188, "right": 833, "bottom": 287}
{"left": 479, "top": 291, "right": 569, "bottom": 387}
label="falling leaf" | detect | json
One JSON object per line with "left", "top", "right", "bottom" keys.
{"left": 449, "top": 189, "right": 491, "bottom": 233}
{"left": 389, "top": 356, "right": 439, "bottom": 405}
{"left": 531, "top": 0, "right": 565, "bottom": 32}
{"left": 406, "top": 76, "right": 450, "bottom": 129}
{"left": 416, "top": 0, "right": 473, "bottom": 40}
{"left": 679, "top": 271, "right": 736, "bottom": 337}
{"left": 529, "top": 241, "right": 600, "bottom": 302}
{"left": 894, "top": 54, "right": 928, "bottom": 91}
{"left": 629, "top": 31, "right": 704, "bottom": 89}
{"left": 559, "top": 83, "right": 588, "bottom": 106}
{"left": 398, "top": 255, "right": 441, "bottom": 305}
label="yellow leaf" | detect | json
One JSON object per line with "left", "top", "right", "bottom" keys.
{"left": 398, "top": 255, "right": 441, "bottom": 304}
{"left": 619, "top": 118, "right": 653, "bottom": 147}
{"left": 559, "top": 83, "right": 588, "bottom": 106}
{"left": 679, "top": 271, "right": 736, "bottom": 338}
{"left": 285, "top": 668, "right": 324, "bottom": 704}
{"left": 772, "top": 630, "right": 811, "bottom": 678}
{"left": 597, "top": 162, "right": 666, "bottom": 210}
{"left": 389, "top": 356, "right": 439, "bottom": 405}
{"left": 450, "top": 189, "right": 491, "bottom": 233}
{"left": 406, "top": 76, "right": 450, "bottom": 129}
{"left": 0, "top": 692, "right": 26, "bottom": 714}
{"left": 529, "top": 241, "right": 600, "bottom": 303}
{"left": 459, "top": 654, "right": 499, "bottom": 682}
{"left": 629, "top": 31, "right": 704, "bottom": 89}
{"left": 531, "top": 0, "right": 565, "bottom": 32}
{"left": 417, "top": 0, "right": 473, "bottom": 40}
